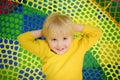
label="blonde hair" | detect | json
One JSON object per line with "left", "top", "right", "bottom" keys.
{"left": 42, "top": 13, "right": 75, "bottom": 39}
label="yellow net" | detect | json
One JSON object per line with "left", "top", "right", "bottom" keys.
{"left": 0, "top": 0, "right": 120, "bottom": 80}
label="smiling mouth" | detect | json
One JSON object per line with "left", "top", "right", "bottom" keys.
{"left": 50, "top": 48, "right": 66, "bottom": 54}
{"left": 50, "top": 49, "right": 65, "bottom": 54}
{"left": 56, "top": 48, "right": 65, "bottom": 51}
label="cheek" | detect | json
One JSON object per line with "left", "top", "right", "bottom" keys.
{"left": 66, "top": 40, "right": 72, "bottom": 46}
{"left": 68, "top": 42, "right": 71, "bottom": 46}
{"left": 48, "top": 42, "right": 56, "bottom": 48}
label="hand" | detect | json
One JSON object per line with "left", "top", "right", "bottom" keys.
{"left": 74, "top": 24, "right": 84, "bottom": 32}
{"left": 30, "top": 30, "right": 43, "bottom": 38}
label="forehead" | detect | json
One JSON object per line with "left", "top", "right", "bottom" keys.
{"left": 51, "top": 33, "right": 71, "bottom": 38}
{"left": 48, "top": 27, "right": 71, "bottom": 35}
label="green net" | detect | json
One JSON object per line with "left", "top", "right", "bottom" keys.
{"left": 92, "top": 0, "right": 120, "bottom": 27}
{"left": 0, "top": 0, "right": 120, "bottom": 80}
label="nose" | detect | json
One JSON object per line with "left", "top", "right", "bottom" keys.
{"left": 57, "top": 41, "right": 63, "bottom": 48}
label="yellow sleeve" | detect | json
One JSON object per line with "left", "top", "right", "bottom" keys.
{"left": 17, "top": 32, "right": 48, "bottom": 57}
{"left": 76, "top": 25, "right": 102, "bottom": 51}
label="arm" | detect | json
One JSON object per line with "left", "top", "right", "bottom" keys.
{"left": 74, "top": 24, "right": 102, "bottom": 50}
{"left": 17, "top": 30, "right": 47, "bottom": 57}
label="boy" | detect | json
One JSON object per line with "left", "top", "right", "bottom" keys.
{"left": 18, "top": 13, "right": 102, "bottom": 80}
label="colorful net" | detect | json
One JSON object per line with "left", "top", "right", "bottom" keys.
{"left": 92, "top": 0, "right": 120, "bottom": 27}
{"left": 0, "top": 0, "right": 120, "bottom": 80}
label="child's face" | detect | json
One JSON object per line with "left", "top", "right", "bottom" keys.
{"left": 47, "top": 35, "right": 72, "bottom": 55}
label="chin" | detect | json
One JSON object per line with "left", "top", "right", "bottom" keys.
{"left": 57, "top": 52, "right": 65, "bottom": 55}
{"left": 57, "top": 51, "right": 67, "bottom": 55}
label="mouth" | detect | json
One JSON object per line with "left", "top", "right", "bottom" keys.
{"left": 51, "top": 48, "right": 67, "bottom": 54}
{"left": 56, "top": 48, "right": 65, "bottom": 51}
{"left": 51, "top": 48, "right": 65, "bottom": 54}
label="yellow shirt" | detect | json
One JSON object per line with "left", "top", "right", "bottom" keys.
{"left": 18, "top": 26, "right": 102, "bottom": 80}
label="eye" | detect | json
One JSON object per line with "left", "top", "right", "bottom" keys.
{"left": 51, "top": 38, "right": 57, "bottom": 41}
{"left": 63, "top": 37, "right": 67, "bottom": 40}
